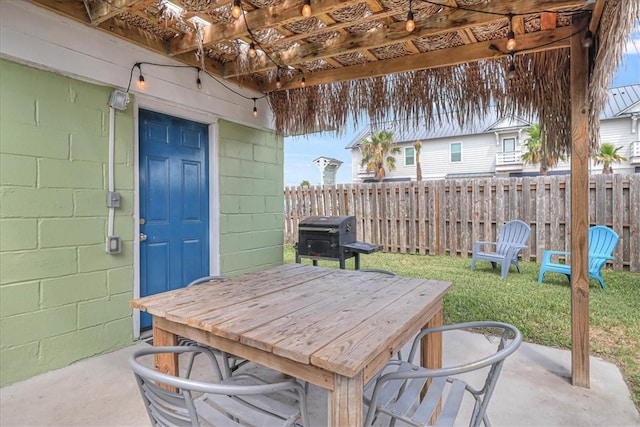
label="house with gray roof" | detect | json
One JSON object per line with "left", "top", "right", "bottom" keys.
{"left": 346, "top": 85, "right": 640, "bottom": 182}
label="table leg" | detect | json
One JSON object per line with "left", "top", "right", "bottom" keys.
{"left": 152, "top": 318, "right": 178, "bottom": 391}
{"left": 328, "top": 372, "right": 363, "bottom": 427}
{"left": 421, "top": 306, "right": 443, "bottom": 420}
{"left": 354, "top": 253, "right": 361, "bottom": 270}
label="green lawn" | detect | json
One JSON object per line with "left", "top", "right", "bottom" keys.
{"left": 284, "top": 245, "right": 640, "bottom": 408}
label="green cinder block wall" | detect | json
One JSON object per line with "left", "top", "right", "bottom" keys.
{"left": 0, "top": 59, "right": 135, "bottom": 386}
{"left": 218, "top": 120, "right": 285, "bottom": 275}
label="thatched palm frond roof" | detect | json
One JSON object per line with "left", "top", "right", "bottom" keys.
{"left": 30, "top": 0, "right": 639, "bottom": 154}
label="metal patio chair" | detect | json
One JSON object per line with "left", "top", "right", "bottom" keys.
{"left": 177, "top": 275, "right": 249, "bottom": 378}
{"left": 130, "top": 345, "right": 310, "bottom": 427}
{"left": 470, "top": 220, "right": 531, "bottom": 278}
{"left": 538, "top": 225, "right": 620, "bottom": 289}
{"left": 364, "top": 321, "right": 522, "bottom": 427}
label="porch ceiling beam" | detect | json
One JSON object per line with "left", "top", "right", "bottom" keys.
{"left": 268, "top": 25, "right": 573, "bottom": 91}
{"left": 168, "top": 0, "right": 367, "bottom": 56}
{"left": 588, "top": 0, "right": 606, "bottom": 33}
{"left": 223, "top": 0, "right": 587, "bottom": 78}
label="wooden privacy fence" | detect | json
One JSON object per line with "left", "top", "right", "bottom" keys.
{"left": 284, "top": 174, "right": 640, "bottom": 272}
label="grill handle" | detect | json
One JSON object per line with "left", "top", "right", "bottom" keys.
{"left": 298, "top": 227, "right": 339, "bottom": 233}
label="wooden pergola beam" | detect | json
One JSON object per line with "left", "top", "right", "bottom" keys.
{"left": 267, "top": 25, "right": 573, "bottom": 91}
{"left": 89, "top": 0, "right": 144, "bottom": 25}
{"left": 168, "top": 0, "right": 367, "bottom": 55}
{"left": 570, "top": 15, "right": 591, "bottom": 388}
{"left": 222, "top": 0, "right": 586, "bottom": 78}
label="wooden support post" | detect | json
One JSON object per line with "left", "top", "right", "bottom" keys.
{"left": 569, "top": 20, "right": 590, "bottom": 388}
{"left": 152, "top": 318, "right": 178, "bottom": 391}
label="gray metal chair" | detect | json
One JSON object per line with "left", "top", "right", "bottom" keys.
{"left": 130, "top": 345, "right": 310, "bottom": 427}
{"left": 364, "top": 321, "right": 522, "bottom": 427}
{"left": 178, "top": 275, "right": 249, "bottom": 378}
{"left": 470, "top": 220, "right": 531, "bottom": 278}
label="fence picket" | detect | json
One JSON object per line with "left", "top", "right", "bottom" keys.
{"left": 284, "top": 175, "right": 638, "bottom": 271}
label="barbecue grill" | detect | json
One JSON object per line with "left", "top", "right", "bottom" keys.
{"left": 295, "top": 215, "right": 382, "bottom": 269}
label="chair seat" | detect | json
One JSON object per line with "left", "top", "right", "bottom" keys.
{"left": 195, "top": 374, "right": 304, "bottom": 427}
{"left": 365, "top": 361, "right": 468, "bottom": 427}
{"left": 364, "top": 322, "right": 522, "bottom": 427}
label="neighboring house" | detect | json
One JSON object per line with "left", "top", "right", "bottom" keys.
{"left": 1, "top": 2, "right": 283, "bottom": 386}
{"left": 347, "top": 85, "right": 640, "bottom": 182}
{"left": 314, "top": 157, "right": 343, "bottom": 186}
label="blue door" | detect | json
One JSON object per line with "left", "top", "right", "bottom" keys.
{"left": 139, "top": 109, "right": 209, "bottom": 330}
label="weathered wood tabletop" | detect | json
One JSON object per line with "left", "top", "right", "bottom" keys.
{"left": 130, "top": 263, "right": 452, "bottom": 426}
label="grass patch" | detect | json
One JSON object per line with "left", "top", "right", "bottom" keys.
{"left": 284, "top": 245, "right": 640, "bottom": 408}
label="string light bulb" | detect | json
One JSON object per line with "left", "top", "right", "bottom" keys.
{"left": 276, "top": 74, "right": 281, "bottom": 89}
{"left": 248, "top": 42, "right": 257, "bottom": 58}
{"left": 302, "top": 0, "right": 312, "bottom": 17}
{"left": 406, "top": 11, "right": 415, "bottom": 32}
{"left": 196, "top": 69, "right": 202, "bottom": 89}
{"left": 583, "top": 30, "right": 594, "bottom": 48}
{"left": 507, "top": 53, "right": 516, "bottom": 80}
{"left": 506, "top": 13, "right": 516, "bottom": 51}
{"left": 231, "top": 0, "right": 242, "bottom": 19}
{"left": 252, "top": 98, "right": 258, "bottom": 117}
{"left": 301, "top": 75, "right": 306, "bottom": 88}
{"left": 137, "top": 74, "right": 146, "bottom": 90}
{"left": 406, "top": 0, "right": 415, "bottom": 33}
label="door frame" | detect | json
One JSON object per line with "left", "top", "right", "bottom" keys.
{"left": 132, "top": 95, "right": 221, "bottom": 338}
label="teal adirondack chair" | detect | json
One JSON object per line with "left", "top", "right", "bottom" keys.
{"left": 471, "top": 220, "right": 531, "bottom": 279}
{"left": 538, "top": 226, "right": 619, "bottom": 289}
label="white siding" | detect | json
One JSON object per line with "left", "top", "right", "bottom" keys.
{"left": 350, "top": 115, "right": 639, "bottom": 182}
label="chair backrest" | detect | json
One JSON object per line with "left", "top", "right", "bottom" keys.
{"left": 588, "top": 226, "right": 619, "bottom": 273}
{"left": 186, "top": 275, "right": 225, "bottom": 287}
{"left": 365, "top": 322, "right": 522, "bottom": 427}
{"left": 130, "top": 346, "right": 309, "bottom": 427}
{"left": 496, "top": 220, "right": 531, "bottom": 256}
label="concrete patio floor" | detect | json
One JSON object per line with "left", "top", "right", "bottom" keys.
{"left": 1, "top": 330, "right": 638, "bottom": 427}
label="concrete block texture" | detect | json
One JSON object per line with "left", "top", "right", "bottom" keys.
{"left": 0, "top": 219, "right": 37, "bottom": 251}
{"left": 0, "top": 154, "right": 37, "bottom": 187}
{"left": 0, "top": 59, "right": 135, "bottom": 387}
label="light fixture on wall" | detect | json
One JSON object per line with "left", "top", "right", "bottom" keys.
{"left": 252, "top": 98, "right": 258, "bottom": 117}
{"left": 108, "top": 90, "right": 130, "bottom": 111}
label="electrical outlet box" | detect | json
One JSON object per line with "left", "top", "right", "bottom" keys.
{"left": 107, "top": 191, "right": 121, "bottom": 208}
{"left": 106, "top": 236, "right": 121, "bottom": 254}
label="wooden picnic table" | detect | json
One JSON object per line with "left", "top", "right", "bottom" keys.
{"left": 130, "top": 263, "right": 452, "bottom": 426}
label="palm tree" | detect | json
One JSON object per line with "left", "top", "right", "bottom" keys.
{"left": 359, "top": 130, "right": 401, "bottom": 181}
{"left": 592, "top": 142, "right": 628, "bottom": 174}
{"left": 414, "top": 140, "right": 423, "bottom": 181}
{"left": 520, "top": 123, "right": 561, "bottom": 175}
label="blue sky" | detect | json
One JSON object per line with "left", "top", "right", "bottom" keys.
{"left": 284, "top": 29, "right": 640, "bottom": 186}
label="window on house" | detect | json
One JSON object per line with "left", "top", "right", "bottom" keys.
{"left": 503, "top": 137, "right": 516, "bottom": 152}
{"left": 405, "top": 147, "right": 415, "bottom": 166}
{"left": 450, "top": 142, "right": 462, "bottom": 163}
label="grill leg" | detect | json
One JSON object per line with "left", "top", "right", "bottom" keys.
{"left": 313, "top": 259, "right": 318, "bottom": 266}
{"left": 355, "top": 253, "right": 360, "bottom": 270}
{"left": 339, "top": 256, "right": 345, "bottom": 269}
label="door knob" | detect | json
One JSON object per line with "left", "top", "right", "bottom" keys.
{"left": 140, "top": 233, "right": 147, "bottom": 241}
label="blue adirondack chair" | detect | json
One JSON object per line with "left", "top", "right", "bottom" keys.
{"left": 471, "top": 220, "right": 531, "bottom": 279}
{"left": 538, "top": 226, "right": 619, "bottom": 289}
